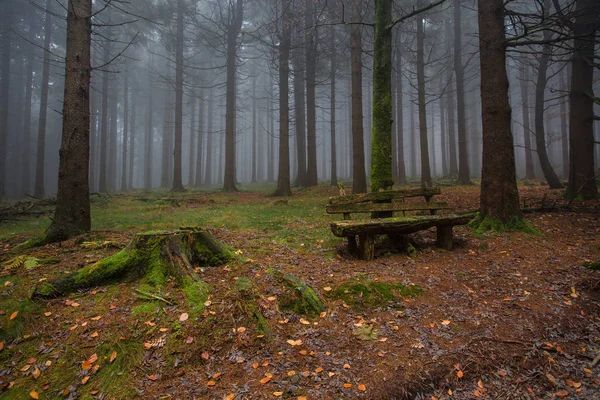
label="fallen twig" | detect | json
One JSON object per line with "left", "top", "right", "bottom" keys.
{"left": 134, "top": 288, "right": 174, "bottom": 305}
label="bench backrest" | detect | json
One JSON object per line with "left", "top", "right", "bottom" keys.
{"left": 327, "top": 188, "right": 447, "bottom": 220}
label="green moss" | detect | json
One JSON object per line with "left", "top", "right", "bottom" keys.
{"left": 132, "top": 301, "right": 162, "bottom": 318}
{"left": 328, "top": 275, "right": 422, "bottom": 309}
{"left": 583, "top": 261, "right": 600, "bottom": 271}
{"left": 469, "top": 214, "right": 541, "bottom": 236}
{"left": 235, "top": 277, "right": 253, "bottom": 294}
{"left": 183, "top": 280, "right": 212, "bottom": 315}
{"left": 268, "top": 268, "right": 324, "bottom": 317}
{"left": 14, "top": 234, "right": 48, "bottom": 251}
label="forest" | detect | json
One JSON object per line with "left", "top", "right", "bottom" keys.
{"left": 0, "top": 0, "right": 599, "bottom": 398}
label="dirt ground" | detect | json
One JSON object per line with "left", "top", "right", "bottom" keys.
{"left": 1, "top": 185, "right": 599, "bottom": 400}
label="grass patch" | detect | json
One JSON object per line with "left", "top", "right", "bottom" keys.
{"left": 328, "top": 275, "right": 422, "bottom": 309}
{"left": 583, "top": 261, "right": 600, "bottom": 271}
{"left": 469, "top": 214, "right": 541, "bottom": 236}
{"left": 183, "top": 280, "right": 212, "bottom": 315}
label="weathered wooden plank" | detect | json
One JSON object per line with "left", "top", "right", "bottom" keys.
{"left": 330, "top": 214, "right": 472, "bottom": 237}
{"left": 326, "top": 201, "right": 448, "bottom": 215}
{"left": 328, "top": 187, "right": 441, "bottom": 205}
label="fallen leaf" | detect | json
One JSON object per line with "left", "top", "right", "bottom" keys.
{"left": 267, "top": 296, "right": 277, "bottom": 301}
{"left": 144, "top": 321, "right": 156, "bottom": 327}
{"left": 441, "top": 320, "right": 451, "bottom": 326}
{"left": 45, "top": 361, "right": 52, "bottom": 367}
{"left": 570, "top": 287, "right": 579, "bottom": 298}
{"left": 148, "top": 375, "right": 158, "bottom": 381}
{"left": 252, "top": 362, "right": 259, "bottom": 369}
{"left": 82, "top": 361, "right": 92, "bottom": 370}
{"left": 260, "top": 373, "right": 273, "bottom": 384}
{"left": 44, "top": 312, "right": 52, "bottom": 317}
{"left": 298, "top": 397, "right": 307, "bottom": 400}
{"left": 32, "top": 368, "right": 41, "bottom": 379}
{"left": 237, "top": 327, "right": 246, "bottom": 333}
{"left": 9, "top": 311, "right": 18, "bottom": 320}
{"left": 457, "top": 370, "right": 464, "bottom": 378}
{"left": 328, "top": 372, "right": 335, "bottom": 377}
{"left": 91, "top": 316, "right": 102, "bottom": 321}
{"left": 286, "top": 339, "right": 302, "bottom": 346}
{"left": 20, "top": 364, "right": 31, "bottom": 372}
{"left": 272, "top": 392, "right": 283, "bottom": 397}
{"left": 159, "top": 328, "right": 169, "bottom": 332}
{"left": 0, "top": 342, "right": 3, "bottom": 351}
{"left": 315, "top": 367, "right": 323, "bottom": 373}
{"left": 82, "top": 376, "right": 90, "bottom": 385}
{"left": 110, "top": 351, "right": 117, "bottom": 363}
{"left": 261, "top": 361, "right": 269, "bottom": 367}
{"left": 566, "top": 379, "right": 582, "bottom": 388}
{"left": 343, "top": 364, "right": 350, "bottom": 369}
{"left": 497, "top": 369, "right": 507, "bottom": 377}
{"left": 323, "top": 286, "right": 332, "bottom": 291}
{"left": 358, "top": 384, "right": 366, "bottom": 391}
{"left": 186, "top": 336, "right": 194, "bottom": 344}
{"left": 179, "top": 313, "right": 189, "bottom": 322}
{"left": 30, "top": 391, "right": 39, "bottom": 399}
{"left": 206, "top": 380, "right": 216, "bottom": 386}
{"left": 90, "top": 389, "right": 100, "bottom": 395}
{"left": 91, "top": 331, "right": 99, "bottom": 338}
{"left": 70, "top": 302, "right": 80, "bottom": 308}
{"left": 299, "top": 318, "right": 310, "bottom": 325}
{"left": 88, "top": 354, "right": 98, "bottom": 363}
{"left": 344, "top": 383, "right": 352, "bottom": 388}
{"left": 556, "top": 390, "right": 569, "bottom": 397}
{"left": 204, "top": 300, "right": 212, "bottom": 307}
{"left": 224, "top": 394, "right": 235, "bottom": 400}
{"left": 109, "top": 304, "right": 117, "bottom": 310}
{"left": 201, "top": 352, "right": 210, "bottom": 360}
{"left": 213, "top": 372, "right": 222, "bottom": 379}
{"left": 477, "top": 380, "right": 485, "bottom": 389}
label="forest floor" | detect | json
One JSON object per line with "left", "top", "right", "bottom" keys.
{"left": 0, "top": 183, "right": 599, "bottom": 400}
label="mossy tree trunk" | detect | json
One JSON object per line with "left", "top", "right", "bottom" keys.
{"left": 32, "top": 229, "right": 234, "bottom": 298}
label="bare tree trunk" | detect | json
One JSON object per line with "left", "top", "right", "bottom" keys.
{"left": 439, "top": 82, "right": 448, "bottom": 177}
{"left": 121, "top": 73, "right": 129, "bottom": 191}
{"left": 476, "top": 0, "right": 522, "bottom": 224}
{"left": 273, "top": 4, "right": 292, "bottom": 197}
{"left": 144, "top": 73, "right": 154, "bottom": 190}
{"left": 21, "top": 18, "right": 37, "bottom": 196}
{"left": 292, "top": 27, "right": 307, "bottom": 187}
{"left": 351, "top": 0, "right": 367, "bottom": 193}
{"left": 445, "top": 21, "right": 458, "bottom": 177}
{"left": 129, "top": 89, "right": 136, "bottom": 189}
{"left": 34, "top": 0, "right": 52, "bottom": 198}
{"left": 558, "top": 66, "right": 569, "bottom": 179}
{"left": 46, "top": 0, "right": 92, "bottom": 242}
{"left": 188, "top": 96, "right": 196, "bottom": 186}
{"left": 330, "top": 25, "right": 338, "bottom": 187}
{"left": 267, "top": 84, "right": 275, "bottom": 183}
{"left": 172, "top": 0, "right": 186, "bottom": 192}
{"left": 223, "top": 0, "right": 244, "bottom": 192}
{"left": 534, "top": 6, "right": 562, "bottom": 190}
{"left": 416, "top": 9, "right": 431, "bottom": 187}
{"left": 98, "top": 31, "right": 110, "bottom": 193}
{"left": 89, "top": 76, "right": 98, "bottom": 192}
{"left": 251, "top": 77, "right": 258, "bottom": 183}
{"left": 395, "top": 49, "right": 407, "bottom": 185}
{"left": 305, "top": 0, "right": 318, "bottom": 187}
{"left": 204, "top": 90, "right": 213, "bottom": 185}
{"left": 194, "top": 89, "right": 205, "bottom": 187}
{"left": 519, "top": 57, "right": 535, "bottom": 179}
{"left": 455, "top": 0, "right": 471, "bottom": 184}
{"left": 108, "top": 82, "right": 118, "bottom": 191}
{"left": 161, "top": 76, "right": 172, "bottom": 188}
{"left": 0, "top": 0, "right": 12, "bottom": 196}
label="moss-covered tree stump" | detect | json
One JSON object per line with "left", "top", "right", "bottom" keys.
{"left": 32, "top": 228, "right": 235, "bottom": 298}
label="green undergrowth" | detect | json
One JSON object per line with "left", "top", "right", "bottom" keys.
{"left": 183, "top": 279, "right": 212, "bottom": 315}
{"left": 268, "top": 268, "right": 324, "bottom": 318}
{"left": 469, "top": 214, "right": 541, "bottom": 236}
{"left": 0, "top": 276, "right": 42, "bottom": 342}
{"left": 328, "top": 275, "right": 422, "bottom": 309}
{"left": 583, "top": 261, "right": 600, "bottom": 271}
{"left": 234, "top": 277, "right": 271, "bottom": 339}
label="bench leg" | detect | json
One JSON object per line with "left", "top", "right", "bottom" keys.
{"left": 388, "top": 234, "right": 408, "bottom": 251}
{"left": 347, "top": 235, "right": 359, "bottom": 257}
{"left": 358, "top": 233, "right": 375, "bottom": 260}
{"left": 436, "top": 225, "right": 453, "bottom": 250}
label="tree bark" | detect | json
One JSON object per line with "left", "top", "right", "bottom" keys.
{"left": 439, "top": 82, "right": 448, "bottom": 177}
{"left": 144, "top": 68, "right": 154, "bottom": 190}
{"left": 292, "top": 24, "right": 307, "bottom": 187}
{"left": 204, "top": 89, "right": 213, "bottom": 185}
{"left": 34, "top": 0, "right": 52, "bottom": 198}
{"left": 45, "top": 0, "right": 92, "bottom": 242}
{"left": 351, "top": 0, "right": 367, "bottom": 193}
{"left": 21, "top": 17, "right": 38, "bottom": 197}
{"left": 566, "top": 0, "right": 598, "bottom": 200}
{"left": 172, "top": 0, "right": 186, "bottom": 192}
{"left": 305, "top": 0, "right": 318, "bottom": 187}
{"left": 251, "top": 77, "right": 258, "bottom": 183}
{"left": 98, "top": 27, "right": 110, "bottom": 193}
{"left": 558, "top": 66, "right": 569, "bottom": 179}
{"left": 416, "top": 8, "right": 432, "bottom": 187}
{"left": 121, "top": 73, "right": 129, "bottom": 191}
{"left": 0, "top": 0, "right": 13, "bottom": 197}
{"left": 161, "top": 75, "right": 172, "bottom": 188}
{"left": 330, "top": 24, "right": 338, "bottom": 187}
{"left": 455, "top": 0, "right": 471, "bottom": 184}
{"left": 273, "top": 4, "right": 292, "bottom": 197}
{"left": 395, "top": 48, "right": 407, "bottom": 185}
{"left": 223, "top": 0, "right": 244, "bottom": 192}
{"left": 194, "top": 89, "right": 205, "bottom": 187}
{"left": 188, "top": 96, "right": 196, "bottom": 186}
{"left": 129, "top": 89, "right": 136, "bottom": 189}
{"left": 519, "top": 57, "right": 535, "bottom": 179}
{"left": 445, "top": 21, "right": 458, "bottom": 177}
{"left": 476, "top": 0, "right": 522, "bottom": 224}
{"left": 533, "top": 6, "right": 562, "bottom": 189}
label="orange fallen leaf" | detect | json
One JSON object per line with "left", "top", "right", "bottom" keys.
{"left": 9, "top": 311, "right": 18, "bottom": 320}
{"left": 144, "top": 321, "right": 156, "bottom": 327}
{"left": 457, "top": 370, "right": 464, "bottom": 378}
{"left": 213, "top": 372, "right": 222, "bottom": 379}
{"left": 90, "top": 389, "right": 100, "bottom": 395}
{"left": 286, "top": 339, "right": 302, "bottom": 346}
{"left": 32, "top": 368, "right": 41, "bottom": 379}
{"left": 44, "top": 361, "right": 52, "bottom": 367}
{"left": 186, "top": 336, "right": 194, "bottom": 344}
{"left": 299, "top": 318, "right": 310, "bottom": 325}
{"left": 179, "top": 313, "right": 189, "bottom": 322}
{"left": 110, "top": 351, "right": 117, "bottom": 363}
{"left": 441, "top": 320, "right": 451, "bottom": 326}
{"left": 44, "top": 312, "right": 52, "bottom": 317}
{"left": 20, "top": 364, "right": 31, "bottom": 372}
{"left": 144, "top": 342, "right": 152, "bottom": 349}
{"left": 252, "top": 362, "right": 259, "bottom": 369}
{"left": 88, "top": 354, "right": 98, "bottom": 363}
{"left": 556, "top": 390, "right": 569, "bottom": 397}
{"left": 315, "top": 367, "right": 323, "bottom": 373}
{"left": 30, "top": 391, "right": 39, "bottom": 399}
{"left": 91, "top": 331, "right": 99, "bottom": 338}
{"left": 272, "top": 392, "right": 283, "bottom": 397}
{"left": 148, "top": 375, "right": 158, "bottom": 381}
{"left": 497, "top": 369, "right": 507, "bottom": 377}
{"left": 109, "top": 305, "right": 117, "bottom": 310}
{"left": 91, "top": 316, "right": 102, "bottom": 321}
{"left": 323, "top": 286, "right": 332, "bottom": 291}
{"left": 298, "top": 397, "right": 307, "bottom": 400}
{"left": 201, "top": 352, "right": 210, "bottom": 360}
{"left": 237, "top": 327, "right": 246, "bottom": 333}
{"left": 344, "top": 383, "right": 352, "bottom": 388}
{"left": 82, "top": 376, "right": 90, "bottom": 385}
{"left": 70, "top": 302, "right": 80, "bottom": 307}
{"left": 261, "top": 361, "right": 269, "bottom": 367}
{"left": 82, "top": 361, "right": 92, "bottom": 370}
{"left": 343, "top": 364, "right": 350, "bottom": 369}
{"left": 358, "top": 384, "right": 366, "bottom": 391}
{"left": 260, "top": 373, "right": 273, "bottom": 384}
{"left": 206, "top": 380, "right": 216, "bottom": 386}
{"left": 0, "top": 342, "right": 3, "bottom": 351}
{"left": 159, "top": 328, "right": 169, "bottom": 332}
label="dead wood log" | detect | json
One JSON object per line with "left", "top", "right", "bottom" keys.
{"left": 32, "top": 228, "right": 235, "bottom": 298}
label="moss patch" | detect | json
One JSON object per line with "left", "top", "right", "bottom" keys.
{"left": 583, "top": 261, "right": 600, "bottom": 271}
{"left": 268, "top": 268, "right": 324, "bottom": 317}
{"left": 328, "top": 275, "right": 422, "bottom": 309}
{"left": 469, "top": 214, "right": 541, "bottom": 236}
{"left": 183, "top": 279, "right": 212, "bottom": 315}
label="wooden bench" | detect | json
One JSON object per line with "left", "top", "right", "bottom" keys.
{"left": 327, "top": 188, "right": 471, "bottom": 260}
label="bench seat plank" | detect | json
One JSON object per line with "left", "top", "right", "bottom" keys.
{"left": 330, "top": 214, "right": 471, "bottom": 237}
{"left": 326, "top": 201, "right": 448, "bottom": 215}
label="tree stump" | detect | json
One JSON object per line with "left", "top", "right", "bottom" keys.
{"left": 32, "top": 228, "right": 235, "bottom": 298}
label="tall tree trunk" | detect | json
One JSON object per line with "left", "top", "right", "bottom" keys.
{"left": 129, "top": 90, "right": 136, "bottom": 189}
{"left": 416, "top": 9, "right": 431, "bottom": 186}
{"left": 445, "top": 21, "right": 458, "bottom": 177}
{"left": 204, "top": 90, "right": 213, "bottom": 185}
{"left": 0, "top": 2, "right": 12, "bottom": 196}
{"left": 558, "top": 67, "right": 568, "bottom": 179}
{"left": 476, "top": 0, "right": 522, "bottom": 225}
{"left": 34, "top": 0, "right": 52, "bottom": 198}
{"left": 223, "top": 0, "right": 244, "bottom": 192}
{"left": 108, "top": 83, "right": 118, "bottom": 191}
{"left": 292, "top": 28, "right": 307, "bottom": 187}
{"left": 395, "top": 49, "right": 407, "bottom": 185}
{"left": 330, "top": 25, "right": 338, "bottom": 187}
{"left": 566, "top": 0, "right": 598, "bottom": 200}
{"left": 46, "top": 0, "right": 92, "bottom": 242}
{"left": 439, "top": 82, "right": 448, "bottom": 177}
{"left": 21, "top": 18, "right": 37, "bottom": 196}
{"left": 455, "top": 0, "right": 471, "bottom": 184}
{"left": 98, "top": 33, "right": 110, "bottom": 193}
{"left": 188, "top": 96, "right": 196, "bottom": 186}
{"left": 273, "top": 4, "right": 292, "bottom": 197}
{"left": 161, "top": 79, "right": 171, "bottom": 188}
{"left": 172, "top": 0, "right": 185, "bottom": 192}
{"left": 305, "top": 0, "right": 318, "bottom": 187}
{"left": 194, "top": 89, "right": 204, "bottom": 187}
{"left": 351, "top": 0, "right": 367, "bottom": 193}
{"left": 519, "top": 57, "right": 535, "bottom": 179}
{"left": 144, "top": 71, "right": 154, "bottom": 190}
{"left": 121, "top": 73, "right": 129, "bottom": 191}
{"left": 251, "top": 78, "right": 258, "bottom": 183}
{"left": 534, "top": 7, "right": 562, "bottom": 190}
{"left": 267, "top": 84, "right": 275, "bottom": 183}
{"left": 89, "top": 76, "right": 98, "bottom": 192}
